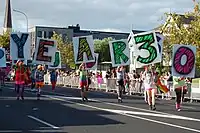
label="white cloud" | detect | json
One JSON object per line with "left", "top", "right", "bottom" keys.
{"left": 0, "top": 0, "right": 195, "bottom": 32}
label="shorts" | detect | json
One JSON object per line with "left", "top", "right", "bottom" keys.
{"left": 146, "top": 88, "right": 153, "bottom": 91}
{"left": 51, "top": 81, "right": 56, "bottom": 85}
{"left": 80, "top": 80, "right": 87, "bottom": 88}
{"left": 36, "top": 82, "right": 44, "bottom": 88}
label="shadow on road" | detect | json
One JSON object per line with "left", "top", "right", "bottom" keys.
{"left": 0, "top": 89, "right": 124, "bottom": 133}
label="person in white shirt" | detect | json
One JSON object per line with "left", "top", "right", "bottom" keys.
{"left": 116, "top": 66, "right": 125, "bottom": 103}
{"left": 143, "top": 66, "right": 157, "bottom": 110}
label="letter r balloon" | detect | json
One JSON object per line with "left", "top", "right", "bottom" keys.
{"left": 109, "top": 39, "right": 130, "bottom": 67}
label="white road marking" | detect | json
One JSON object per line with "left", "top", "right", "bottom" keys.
{"left": 27, "top": 115, "right": 59, "bottom": 129}
{"left": 168, "top": 104, "right": 196, "bottom": 109}
{"left": 6, "top": 87, "right": 200, "bottom": 132}
{"left": 41, "top": 89, "right": 198, "bottom": 115}
{"left": 32, "top": 108, "right": 39, "bottom": 111}
{"left": 45, "top": 95, "right": 200, "bottom": 133}
{"left": 41, "top": 90, "right": 73, "bottom": 97}
{"left": 105, "top": 109, "right": 200, "bottom": 122}
{"left": 24, "top": 88, "right": 200, "bottom": 120}
{"left": 103, "top": 101, "right": 170, "bottom": 115}
{"left": 5, "top": 105, "right": 10, "bottom": 108}
{"left": 43, "top": 95, "right": 99, "bottom": 102}
{"left": 46, "top": 95, "right": 200, "bottom": 122}
{"left": 0, "top": 130, "right": 22, "bottom": 133}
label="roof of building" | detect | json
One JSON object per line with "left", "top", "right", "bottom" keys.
{"left": 32, "top": 25, "right": 68, "bottom": 30}
{"left": 154, "top": 13, "right": 196, "bottom": 32}
{"left": 173, "top": 14, "right": 195, "bottom": 24}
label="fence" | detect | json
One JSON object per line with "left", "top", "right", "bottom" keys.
{"left": 44, "top": 74, "right": 200, "bottom": 101}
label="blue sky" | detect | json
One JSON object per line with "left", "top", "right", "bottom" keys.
{"left": 0, "top": 0, "right": 196, "bottom": 33}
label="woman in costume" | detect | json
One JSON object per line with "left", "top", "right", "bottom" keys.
{"left": 14, "top": 60, "right": 26, "bottom": 100}
{"left": 35, "top": 65, "right": 45, "bottom": 100}
{"left": 143, "top": 66, "right": 157, "bottom": 110}
{"left": 173, "top": 76, "right": 187, "bottom": 111}
{"left": 116, "top": 66, "right": 125, "bottom": 103}
{"left": 78, "top": 63, "right": 88, "bottom": 102}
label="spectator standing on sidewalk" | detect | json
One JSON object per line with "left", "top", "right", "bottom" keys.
{"left": 124, "top": 73, "right": 130, "bottom": 95}
{"left": 105, "top": 70, "right": 111, "bottom": 92}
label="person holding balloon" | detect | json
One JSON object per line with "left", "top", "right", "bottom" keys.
{"left": 35, "top": 65, "right": 45, "bottom": 100}
{"left": 78, "top": 63, "right": 88, "bottom": 102}
{"left": 143, "top": 66, "right": 157, "bottom": 110}
{"left": 173, "top": 76, "right": 187, "bottom": 111}
{"left": 14, "top": 60, "right": 27, "bottom": 100}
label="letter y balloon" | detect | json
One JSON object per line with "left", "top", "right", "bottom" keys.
{"left": 10, "top": 32, "right": 31, "bottom": 61}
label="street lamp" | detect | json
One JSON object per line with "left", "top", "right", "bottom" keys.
{"left": 13, "top": 9, "right": 28, "bottom": 32}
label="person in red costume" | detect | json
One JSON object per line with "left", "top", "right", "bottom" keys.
{"left": 14, "top": 60, "right": 27, "bottom": 100}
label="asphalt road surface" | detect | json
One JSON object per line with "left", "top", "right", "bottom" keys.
{"left": 1, "top": 84, "right": 200, "bottom": 133}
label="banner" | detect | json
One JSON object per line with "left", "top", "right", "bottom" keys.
{"left": 73, "top": 35, "right": 95, "bottom": 64}
{"left": 172, "top": 44, "right": 196, "bottom": 78}
{"left": 85, "top": 53, "right": 99, "bottom": 70}
{"left": 49, "top": 51, "right": 62, "bottom": 69}
{"left": 34, "top": 38, "right": 57, "bottom": 65}
{"left": 109, "top": 39, "right": 130, "bottom": 67}
{"left": 156, "top": 33, "right": 164, "bottom": 62}
{"left": 10, "top": 32, "right": 31, "bottom": 60}
{"left": 0, "top": 48, "right": 6, "bottom": 67}
{"left": 128, "top": 31, "right": 135, "bottom": 48}
{"left": 133, "top": 31, "right": 161, "bottom": 68}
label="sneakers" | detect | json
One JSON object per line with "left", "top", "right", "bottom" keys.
{"left": 82, "top": 97, "right": 88, "bottom": 102}
{"left": 149, "top": 105, "right": 156, "bottom": 110}
{"left": 118, "top": 97, "right": 122, "bottom": 103}
{"left": 176, "top": 103, "right": 181, "bottom": 111}
{"left": 152, "top": 105, "right": 156, "bottom": 110}
{"left": 21, "top": 96, "right": 24, "bottom": 100}
{"left": 149, "top": 105, "right": 152, "bottom": 110}
{"left": 16, "top": 96, "right": 24, "bottom": 100}
{"left": 84, "top": 97, "right": 88, "bottom": 102}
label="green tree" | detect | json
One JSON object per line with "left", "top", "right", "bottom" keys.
{"left": 0, "top": 31, "right": 10, "bottom": 48}
{"left": 160, "top": 12, "right": 200, "bottom": 70}
{"left": 51, "top": 32, "right": 75, "bottom": 69}
{"left": 94, "top": 37, "right": 113, "bottom": 62}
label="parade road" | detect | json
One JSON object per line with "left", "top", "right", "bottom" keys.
{"left": 1, "top": 85, "right": 200, "bottom": 133}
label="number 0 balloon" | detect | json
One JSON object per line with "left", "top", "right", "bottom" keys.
{"left": 173, "top": 46, "right": 195, "bottom": 75}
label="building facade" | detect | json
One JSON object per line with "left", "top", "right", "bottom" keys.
{"left": 29, "top": 24, "right": 144, "bottom": 53}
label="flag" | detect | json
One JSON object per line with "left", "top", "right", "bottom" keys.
{"left": 156, "top": 79, "right": 169, "bottom": 93}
